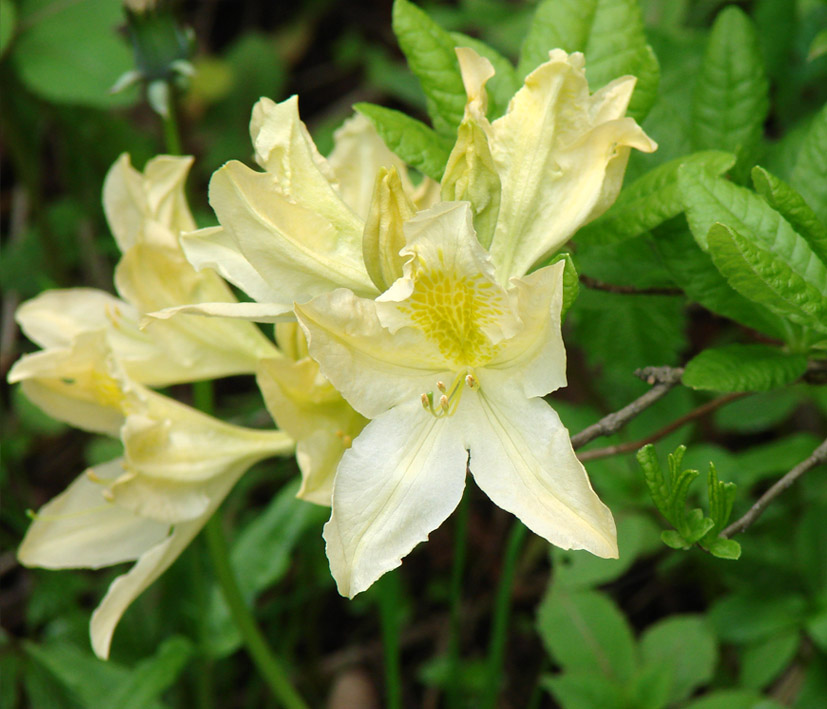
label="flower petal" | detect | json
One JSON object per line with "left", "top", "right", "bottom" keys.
{"left": 328, "top": 112, "right": 417, "bottom": 220}
{"left": 90, "top": 515, "right": 203, "bottom": 659}
{"left": 484, "top": 49, "right": 656, "bottom": 281}
{"left": 8, "top": 331, "right": 128, "bottom": 436}
{"left": 15, "top": 289, "right": 134, "bottom": 350}
{"left": 485, "top": 261, "right": 567, "bottom": 398}
{"left": 296, "top": 288, "right": 448, "bottom": 418}
{"left": 257, "top": 357, "right": 367, "bottom": 505}
{"left": 324, "top": 400, "right": 468, "bottom": 597}
{"left": 210, "top": 161, "right": 375, "bottom": 303}
{"left": 111, "top": 394, "right": 294, "bottom": 522}
{"left": 103, "top": 153, "right": 195, "bottom": 253}
{"left": 180, "top": 226, "right": 284, "bottom": 305}
{"left": 18, "top": 460, "right": 169, "bottom": 570}
{"left": 147, "top": 301, "right": 295, "bottom": 325}
{"left": 463, "top": 390, "right": 617, "bottom": 558}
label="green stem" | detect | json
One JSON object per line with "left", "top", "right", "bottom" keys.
{"left": 377, "top": 571, "right": 403, "bottom": 709}
{"left": 192, "top": 380, "right": 215, "bottom": 416}
{"left": 446, "top": 490, "right": 470, "bottom": 709}
{"left": 482, "top": 521, "right": 527, "bottom": 709}
{"left": 162, "top": 83, "right": 183, "bottom": 156}
{"left": 204, "top": 515, "right": 308, "bottom": 709}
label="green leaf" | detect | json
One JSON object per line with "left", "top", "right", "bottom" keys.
{"left": 640, "top": 615, "right": 717, "bottom": 703}
{"left": 740, "top": 631, "right": 800, "bottom": 690}
{"left": 796, "top": 504, "right": 827, "bottom": 595}
{"left": 683, "top": 344, "right": 808, "bottom": 392}
{"left": 752, "top": 166, "right": 827, "bottom": 265}
{"left": 12, "top": 0, "right": 137, "bottom": 107}
{"left": 205, "top": 480, "right": 327, "bottom": 657}
{"left": 691, "top": 6, "right": 768, "bottom": 177}
{"left": 101, "top": 636, "right": 192, "bottom": 709}
{"left": 24, "top": 641, "right": 165, "bottom": 709}
{"left": 517, "top": 0, "right": 659, "bottom": 121}
{"left": 710, "top": 592, "right": 808, "bottom": 644}
{"left": 703, "top": 461, "right": 737, "bottom": 536}
{"left": 652, "top": 221, "right": 788, "bottom": 339}
{"left": 546, "top": 252, "right": 579, "bottom": 321}
{"left": 448, "top": 32, "right": 519, "bottom": 120}
{"left": 807, "top": 608, "right": 827, "bottom": 652}
{"left": 0, "top": 0, "right": 16, "bottom": 56}
{"left": 714, "top": 388, "right": 799, "bottom": 433}
{"left": 577, "top": 151, "right": 735, "bottom": 245}
{"left": 790, "top": 104, "right": 827, "bottom": 225}
{"left": 536, "top": 588, "right": 637, "bottom": 684}
{"left": 679, "top": 165, "right": 827, "bottom": 333}
{"left": 392, "top": 0, "right": 466, "bottom": 136}
{"left": 542, "top": 672, "right": 626, "bottom": 709}
{"left": 705, "top": 536, "right": 741, "bottom": 560}
{"left": 354, "top": 103, "right": 452, "bottom": 182}
{"left": 707, "top": 222, "right": 827, "bottom": 335}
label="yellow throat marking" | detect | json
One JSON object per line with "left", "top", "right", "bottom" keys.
{"left": 401, "top": 260, "right": 503, "bottom": 366}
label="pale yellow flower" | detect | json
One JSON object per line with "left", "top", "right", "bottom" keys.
{"left": 444, "top": 48, "right": 657, "bottom": 283}
{"left": 295, "top": 202, "right": 617, "bottom": 597}
{"left": 13, "top": 332, "right": 293, "bottom": 658}
{"left": 161, "top": 102, "right": 437, "bottom": 323}
{"left": 16, "top": 154, "right": 278, "bottom": 388}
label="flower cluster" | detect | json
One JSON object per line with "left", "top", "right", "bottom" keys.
{"left": 12, "top": 48, "right": 655, "bottom": 655}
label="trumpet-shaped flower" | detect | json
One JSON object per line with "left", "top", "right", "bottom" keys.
{"left": 164, "top": 101, "right": 437, "bottom": 323}
{"left": 13, "top": 331, "right": 294, "bottom": 658}
{"left": 295, "top": 202, "right": 617, "bottom": 597}
{"left": 443, "top": 48, "right": 657, "bottom": 283}
{"left": 15, "top": 154, "right": 278, "bottom": 388}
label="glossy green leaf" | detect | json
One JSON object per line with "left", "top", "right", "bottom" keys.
{"left": 652, "top": 221, "right": 788, "bottom": 339}
{"left": 577, "top": 151, "right": 735, "bottom": 245}
{"left": 691, "top": 6, "right": 768, "bottom": 176}
{"left": 354, "top": 103, "right": 453, "bottom": 182}
{"left": 791, "top": 104, "right": 827, "bottom": 225}
{"left": 707, "top": 222, "right": 827, "bottom": 335}
{"left": 392, "top": 0, "right": 465, "bottom": 136}
{"left": 640, "top": 615, "right": 717, "bottom": 703}
{"left": 537, "top": 588, "right": 637, "bottom": 684}
{"left": 683, "top": 344, "right": 808, "bottom": 392}
{"left": 12, "top": 0, "right": 137, "bottom": 107}
{"left": 517, "top": 0, "right": 659, "bottom": 121}
{"left": 449, "top": 32, "right": 519, "bottom": 120}
{"left": 752, "top": 166, "right": 827, "bottom": 265}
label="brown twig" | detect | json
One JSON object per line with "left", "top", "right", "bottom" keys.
{"left": 577, "top": 392, "right": 747, "bottom": 462}
{"left": 721, "top": 437, "right": 827, "bottom": 538}
{"left": 570, "top": 366, "right": 685, "bottom": 450}
{"left": 578, "top": 274, "right": 683, "bottom": 296}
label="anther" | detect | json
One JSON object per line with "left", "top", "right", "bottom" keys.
{"left": 465, "top": 374, "right": 478, "bottom": 390}
{"left": 421, "top": 392, "right": 432, "bottom": 410}
{"left": 436, "top": 381, "right": 447, "bottom": 393}
{"left": 102, "top": 489, "right": 115, "bottom": 502}
{"left": 439, "top": 394, "right": 449, "bottom": 412}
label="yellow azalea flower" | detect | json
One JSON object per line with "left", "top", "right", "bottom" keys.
{"left": 15, "top": 154, "right": 278, "bottom": 388}
{"left": 13, "top": 332, "right": 294, "bottom": 659}
{"left": 444, "top": 48, "right": 657, "bottom": 283}
{"left": 163, "top": 101, "right": 437, "bottom": 323}
{"left": 295, "top": 202, "right": 617, "bottom": 597}
{"left": 256, "top": 323, "right": 368, "bottom": 506}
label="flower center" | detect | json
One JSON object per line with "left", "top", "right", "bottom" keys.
{"left": 401, "top": 264, "right": 503, "bottom": 366}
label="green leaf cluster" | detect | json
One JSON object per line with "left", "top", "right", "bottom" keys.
{"left": 538, "top": 586, "right": 718, "bottom": 708}
{"left": 636, "top": 444, "right": 740, "bottom": 559}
